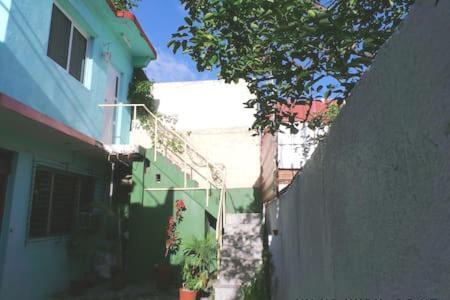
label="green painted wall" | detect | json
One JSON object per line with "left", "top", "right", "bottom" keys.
{"left": 226, "top": 188, "right": 262, "bottom": 214}
{"left": 127, "top": 149, "right": 262, "bottom": 282}
{"left": 128, "top": 149, "right": 218, "bottom": 282}
{"left": 0, "top": 126, "right": 110, "bottom": 300}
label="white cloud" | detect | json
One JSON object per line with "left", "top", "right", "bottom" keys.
{"left": 145, "top": 49, "right": 209, "bottom": 82}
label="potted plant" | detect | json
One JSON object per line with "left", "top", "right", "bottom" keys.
{"left": 180, "top": 235, "right": 217, "bottom": 300}
{"left": 67, "top": 204, "right": 105, "bottom": 296}
{"left": 156, "top": 199, "right": 187, "bottom": 290}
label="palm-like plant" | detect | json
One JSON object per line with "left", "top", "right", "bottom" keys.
{"left": 181, "top": 235, "right": 217, "bottom": 292}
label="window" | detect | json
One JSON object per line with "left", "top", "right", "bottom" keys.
{"left": 28, "top": 166, "right": 95, "bottom": 239}
{"left": 47, "top": 4, "right": 87, "bottom": 82}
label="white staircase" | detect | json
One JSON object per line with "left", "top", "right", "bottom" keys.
{"left": 99, "top": 104, "right": 265, "bottom": 300}
{"left": 214, "top": 213, "right": 263, "bottom": 300}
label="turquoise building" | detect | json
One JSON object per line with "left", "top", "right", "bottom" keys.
{"left": 0, "top": 0, "right": 156, "bottom": 298}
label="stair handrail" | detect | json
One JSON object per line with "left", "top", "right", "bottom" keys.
{"left": 99, "top": 103, "right": 225, "bottom": 185}
{"left": 161, "top": 144, "right": 221, "bottom": 190}
{"left": 215, "top": 184, "right": 226, "bottom": 270}
{"left": 139, "top": 104, "right": 223, "bottom": 176}
{"left": 99, "top": 103, "right": 227, "bottom": 265}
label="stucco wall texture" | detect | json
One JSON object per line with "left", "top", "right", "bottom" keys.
{"left": 268, "top": 1, "right": 450, "bottom": 299}
{"left": 153, "top": 80, "right": 261, "bottom": 189}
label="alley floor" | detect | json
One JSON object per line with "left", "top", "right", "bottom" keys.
{"left": 51, "top": 283, "right": 178, "bottom": 300}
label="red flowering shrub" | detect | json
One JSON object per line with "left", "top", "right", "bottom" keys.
{"left": 164, "top": 200, "right": 187, "bottom": 257}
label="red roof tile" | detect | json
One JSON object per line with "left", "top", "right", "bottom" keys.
{"left": 278, "top": 100, "right": 335, "bottom": 122}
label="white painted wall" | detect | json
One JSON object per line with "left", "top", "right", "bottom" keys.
{"left": 277, "top": 124, "right": 327, "bottom": 169}
{"left": 152, "top": 80, "right": 261, "bottom": 189}
{"left": 268, "top": 1, "right": 450, "bottom": 299}
{"left": 153, "top": 80, "right": 255, "bottom": 130}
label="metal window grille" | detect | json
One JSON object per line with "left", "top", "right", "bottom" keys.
{"left": 28, "top": 166, "right": 95, "bottom": 238}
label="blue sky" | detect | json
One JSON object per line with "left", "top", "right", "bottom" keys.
{"left": 134, "top": 1, "right": 217, "bottom": 82}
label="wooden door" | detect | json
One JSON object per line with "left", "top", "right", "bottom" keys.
{"left": 0, "top": 150, "right": 12, "bottom": 232}
{"left": 102, "top": 64, "right": 120, "bottom": 144}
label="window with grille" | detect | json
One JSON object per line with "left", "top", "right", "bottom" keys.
{"left": 47, "top": 4, "right": 87, "bottom": 82}
{"left": 29, "top": 167, "right": 95, "bottom": 239}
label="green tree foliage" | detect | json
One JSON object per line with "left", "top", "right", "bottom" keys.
{"left": 111, "top": 0, "right": 141, "bottom": 10}
{"left": 169, "top": 0, "right": 415, "bottom": 133}
{"left": 128, "top": 68, "right": 156, "bottom": 115}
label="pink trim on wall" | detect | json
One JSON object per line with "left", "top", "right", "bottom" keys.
{"left": 0, "top": 93, "right": 100, "bottom": 147}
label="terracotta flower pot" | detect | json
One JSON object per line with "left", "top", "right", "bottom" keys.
{"left": 179, "top": 288, "right": 197, "bottom": 300}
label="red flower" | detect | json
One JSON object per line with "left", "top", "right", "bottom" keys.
{"left": 164, "top": 199, "right": 187, "bottom": 257}
{"left": 176, "top": 199, "right": 186, "bottom": 211}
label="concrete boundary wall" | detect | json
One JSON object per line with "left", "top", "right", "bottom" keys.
{"left": 268, "top": 1, "right": 450, "bottom": 299}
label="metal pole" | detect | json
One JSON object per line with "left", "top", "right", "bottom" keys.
{"left": 109, "top": 162, "right": 115, "bottom": 206}
{"left": 133, "top": 106, "right": 137, "bottom": 123}
{"left": 153, "top": 117, "right": 158, "bottom": 161}
{"left": 183, "top": 141, "right": 187, "bottom": 187}
{"left": 132, "top": 105, "right": 138, "bottom": 136}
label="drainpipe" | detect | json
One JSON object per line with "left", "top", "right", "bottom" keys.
{"left": 109, "top": 161, "right": 115, "bottom": 207}
{"left": 108, "top": 160, "right": 123, "bottom": 269}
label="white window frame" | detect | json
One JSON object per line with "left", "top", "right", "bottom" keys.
{"left": 48, "top": 2, "right": 90, "bottom": 83}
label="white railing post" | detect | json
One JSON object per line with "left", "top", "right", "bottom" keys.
{"left": 206, "top": 184, "right": 210, "bottom": 207}
{"left": 153, "top": 116, "right": 158, "bottom": 161}
{"left": 183, "top": 141, "right": 187, "bottom": 187}
{"left": 133, "top": 106, "right": 137, "bottom": 124}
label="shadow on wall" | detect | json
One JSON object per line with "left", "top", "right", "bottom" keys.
{"left": 127, "top": 187, "right": 174, "bottom": 283}
{"left": 0, "top": 2, "right": 103, "bottom": 138}
{"left": 227, "top": 179, "right": 263, "bottom": 214}
{"left": 219, "top": 213, "right": 270, "bottom": 300}
{"left": 266, "top": 1, "right": 450, "bottom": 298}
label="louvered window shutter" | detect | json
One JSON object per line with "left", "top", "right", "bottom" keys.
{"left": 29, "top": 167, "right": 96, "bottom": 238}
{"left": 29, "top": 169, "right": 53, "bottom": 238}
{"left": 49, "top": 173, "right": 78, "bottom": 236}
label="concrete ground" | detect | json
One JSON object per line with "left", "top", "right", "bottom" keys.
{"left": 51, "top": 283, "right": 178, "bottom": 300}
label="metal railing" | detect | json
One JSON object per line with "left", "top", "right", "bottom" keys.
{"left": 99, "top": 103, "right": 227, "bottom": 268}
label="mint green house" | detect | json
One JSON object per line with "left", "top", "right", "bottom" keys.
{"left": 0, "top": 1, "right": 263, "bottom": 298}
{"left": 0, "top": 0, "right": 156, "bottom": 298}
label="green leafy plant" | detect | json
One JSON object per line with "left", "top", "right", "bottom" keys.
{"left": 111, "top": 0, "right": 141, "bottom": 10}
{"left": 181, "top": 235, "right": 218, "bottom": 292}
{"left": 307, "top": 101, "right": 341, "bottom": 130}
{"left": 141, "top": 113, "right": 188, "bottom": 155}
{"left": 165, "top": 200, "right": 187, "bottom": 257}
{"left": 128, "top": 68, "right": 156, "bottom": 117}
{"left": 169, "top": 0, "right": 414, "bottom": 133}
{"left": 67, "top": 201, "right": 110, "bottom": 258}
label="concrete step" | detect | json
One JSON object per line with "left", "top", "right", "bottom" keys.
{"left": 215, "top": 213, "right": 263, "bottom": 300}
{"left": 224, "top": 223, "right": 262, "bottom": 235}
{"left": 214, "top": 284, "right": 240, "bottom": 300}
{"left": 221, "top": 239, "right": 263, "bottom": 254}
{"left": 215, "top": 276, "right": 251, "bottom": 287}
{"left": 226, "top": 213, "right": 262, "bottom": 225}
{"left": 223, "top": 234, "right": 262, "bottom": 248}
{"left": 221, "top": 246, "right": 262, "bottom": 260}
{"left": 219, "top": 257, "right": 262, "bottom": 280}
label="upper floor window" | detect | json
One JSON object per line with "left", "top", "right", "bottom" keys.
{"left": 47, "top": 4, "right": 87, "bottom": 83}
